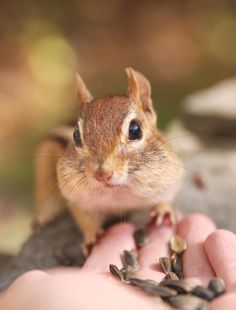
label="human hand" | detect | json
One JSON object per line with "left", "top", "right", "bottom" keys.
{"left": 1, "top": 213, "right": 236, "bottom": 309}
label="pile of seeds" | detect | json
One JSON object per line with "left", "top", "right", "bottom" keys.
{"left": 109, "top": 229, "right": 225, "bottom": 310}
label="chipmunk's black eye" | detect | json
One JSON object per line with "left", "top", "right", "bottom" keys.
{"left": 73, "top": 128, "right": 82, "bottom": 147}
{"left": 129, "top": 120, "right": 142, "bottom": 141}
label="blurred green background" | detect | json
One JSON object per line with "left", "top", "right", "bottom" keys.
{"left": 1, "top": 0, "right": 236, "bottom": 253}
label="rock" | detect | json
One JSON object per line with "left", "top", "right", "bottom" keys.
{"left": 0, "top": 212, "right": 148, "bottom": 293}
{"left": 182, "top": 78, "right": 236, "bottom": 138}
{"left": 0, "top": 214, "right": 85, "bottom": 292}
{"left": 0, "top": 254, "right": 13, "bottom": 276}
{"left": 174, "top": 149, "right": 236, "bottom": 232}
{"left": 166, "top": 120, "right": 203, "bottom": 154}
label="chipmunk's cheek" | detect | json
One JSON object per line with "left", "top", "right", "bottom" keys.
{"left": 111, "top": 170, "right": 129, "bottom": 185}
{"left": 109, "top": 160, "right": 129, "bottom": 185}
{"left": 84, "top": 160, "right": 96, "bottom": 178}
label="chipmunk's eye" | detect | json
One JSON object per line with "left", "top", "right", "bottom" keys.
{"left": 129, "top": 120, "right": 142, "bottom": 141}
{"left": 73, "top": 128, "right": 82, "bottom": 147}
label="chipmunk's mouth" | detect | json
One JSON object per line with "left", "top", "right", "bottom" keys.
{"left": 102, "top": 181, "right": 128, "bottom": 189}
{"left": 104, "top": 182, "right": 124, "bottom": 189}
{"left": 104, "top": 183, "right": 115, "bottom": 188}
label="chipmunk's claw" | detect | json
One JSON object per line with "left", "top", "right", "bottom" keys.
{"left": 150, "top": 204, "right": 176, "bottom": 226}
{"left": 82, "top": 242, "right": 93, "bottom": 257}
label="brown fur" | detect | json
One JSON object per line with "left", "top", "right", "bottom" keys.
{"left": 34, "top": 68, "right": 183, "bottom": 250}
{"left": 82, "top": 96, "right": 130, "bottom": 159}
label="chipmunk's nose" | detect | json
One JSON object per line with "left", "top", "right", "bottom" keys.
{"left": 94, "top": 169, "right": 113, "bottom": 182}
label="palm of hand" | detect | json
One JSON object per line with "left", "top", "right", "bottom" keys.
{"left": 1, "top": 213, "right": 236, "bottom": 309}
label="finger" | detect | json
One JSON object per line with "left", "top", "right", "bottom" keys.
{"left": 177, "top": 213, "right": 216, "bottom": 286}
{"left": 210, "top": 292, "right": 236, "bottom": 310}
{"left": 136, "top": 224, "right": 174, "bottom": 281}
{"left": 8, "top": 270, "right": 49, "bottom": 292}
{"left": 205, "top": 229, "right": 236, "bottom": 291}
{"left": 83, "top": 223, "right": 135, "bottom": 272}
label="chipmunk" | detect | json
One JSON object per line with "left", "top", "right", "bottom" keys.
{"left": 34, "top": 68, "right": 183, "bottom": 251}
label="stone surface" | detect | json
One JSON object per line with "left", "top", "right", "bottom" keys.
{"left": 0, "top": 214, "right": 85, "bottom": 292}
{"left": 182, "top": 78, "right": 236, "bottom": 137}
{"left": 166, "top": 120, "right": 203, "bottom": 154}
{"left": 174, "top": 149, "right": 236, "bottom": 232}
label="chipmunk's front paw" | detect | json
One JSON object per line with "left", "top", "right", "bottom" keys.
{"left": 81, "top": 228, "right": 104, "bottom": 256}
{"left": 150, "top": 203, "right": 176, "bottom": 226}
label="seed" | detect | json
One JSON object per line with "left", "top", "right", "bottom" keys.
{"left": 172, "top": 253, "right": 183, "bottom": 279}
{"left": 145, "top": 279, "right": 160, "bottom": 286}
{"left": 159, "top": 257, "right": 172, "bottom": 274}
{"left": 170, "top": 235, "right": 187, "bottom": 254}
{"left": 192, "top": 285, "right": 215, "bottom": 301}
{"left": 134, "top": 228, "right": 150, "bottom": 247}
{"left": 167, "top": 295, "right": 208, "bottom": 310}
{"left": 160, "top": 279, "right": 192, "bottom": 294}
{"left": 165, "top": 272, "right": 179, "bottom": 280}
{"left": 125, "top": 265, "right": 137, "bottom": 278}
{"left": 130, "top": 249, "right": 138, "bottom": 258}
{"left": 130, "top": 278, "right": 177, "bottom": 298}
{"left": 121, "top": 250, "right": 139, "bottom": 273}
{"left": 208, "top": 278, "right": 225, "bottom": 297}
{"left": 119, "top": 268, "right": 132, "bottom": 283}
{"left": 109, "top": 264, "right": 125, "bottom": 281}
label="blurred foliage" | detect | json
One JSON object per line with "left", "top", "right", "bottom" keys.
{"left": 0, "top": 0, "right": 236, "bottom": 205}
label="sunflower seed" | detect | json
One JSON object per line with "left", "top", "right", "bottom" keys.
{"left": 121, "top": 250, "right": 139, "bottom": 272}
{"left": 134, "top": 228, "right": 150, "bottom": 247}
{"left": 125, "top": 265, "right": 137, "bottom": 278}
{"left": 159, "top": 257, "right": 172, "bottom": 274}
{"left": 160, "top": 279, "right": 192, "bottom": 294}
{"left": 172, "top": 253, "right": 183, "bottom": 279}
{"left": 145, "top": 279, "right": 160, "bottom": 286}
{"left": 120, "top": 267, "right": 131, "bottom": 283}
{"left": 167, "top": 295, "right": 208, "bottom": 310}
{"left": 165, "top": 272, "right": 179, "bottom": 280}
{"left": 170, "top": 235, "right": 187, "bottom": 254}
{"left": 208, "top": 278, "right": 225, "bottom": 297}
{"left": 192, "top": 285, "right": 215, "bottom": 301}
{"left": 109, "top": 264, "right": 125, "bottom": 281}
{"left": 130, "top": 278, "right": 177, "bottom": 298}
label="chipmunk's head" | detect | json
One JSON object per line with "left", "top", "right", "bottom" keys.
{"left": 58, "top": 68, "right": 182, "bottom": 207}
{"left": 73, "top": 68, "right": 157, "bottom": 183}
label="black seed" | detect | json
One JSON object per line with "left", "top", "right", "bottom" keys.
{"left": 192, "top": 285, "right": 215, "bottom": 301}
{"left": 129, "top": 278, "right": 177, "bottom": 298}
{"left": 172, "top": 254, "right": 183, "bottom": 279}
{"left": 121, "top": 250, "right": 139, "bottom": 273}
{"left": 165, "top": 272, "right": 179, "bottom": 280}
{"left": 160, "top": 279, "right": 192, "bottom": 294}
{"left": 167, "top": 295, "right": 208, "bottom": 310}
{"left": 109, "top": 264, "right": 124, "bottom": 281}
{"left": 159, "top": 257, "right": 172, "bottom": 274}
{"left": 145, "top": 279, "right": 160, "bottom": 286}
{"left": 134, "top": 228, "right": 150, "bottom": 247}
{"left": 208, "top": 278, "right": 225, "bottom": 297}
{"left": 124, "top": 265, "right": 136, "bottom": 279}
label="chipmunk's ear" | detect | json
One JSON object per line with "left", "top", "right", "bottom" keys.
{"left": 125, "top": 67, "right": 157, "bottom": 124}
{"left": 75, "top": 73, "right": 93, "bottom": 105}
